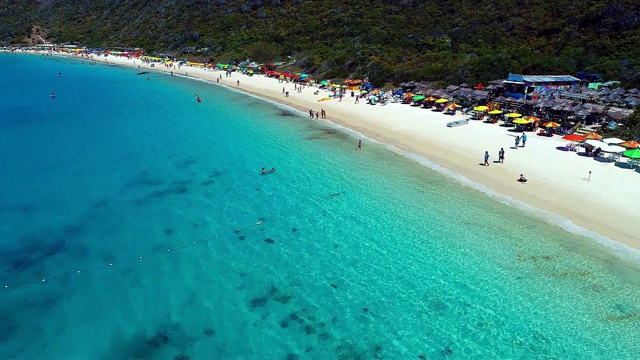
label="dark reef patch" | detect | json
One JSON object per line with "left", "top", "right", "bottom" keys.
{"left": 250, "top": 296, "right": 268, "bottom": 309}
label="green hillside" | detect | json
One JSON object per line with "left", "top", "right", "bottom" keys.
{"left": 2, "top": 0, "right": 639, "bottom": 86}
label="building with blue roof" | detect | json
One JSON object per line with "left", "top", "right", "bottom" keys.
{"left": 502, "top": 73, "right": 581, "bottom": 99}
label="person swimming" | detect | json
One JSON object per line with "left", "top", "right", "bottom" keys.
{"left": 57, "top": 72, "right": 62, "bottom": 77}
{"left": 270, "top": 168, "right": 275, "bottom": 173}
{"left": 261, "top": 168, "right": 267, "bottom": 175}
{"left": 49, "top": 93, "right": 56, "bottom": 98}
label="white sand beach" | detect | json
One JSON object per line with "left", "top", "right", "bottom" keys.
{"left": 14, "top": 50, "right": 640, "bottom": 253}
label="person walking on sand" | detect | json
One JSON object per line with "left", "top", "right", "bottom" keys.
{"left": 522, "top": 132, "right": 527, "bottom": 147}
{"left": 515, "top": 136, "right": 520, "bottom": 149}
{"left": 237, "top": 80, "right": 240, "bottom": 86}
{"left": 484, "top": 151, "right": 490, "bottom": 166}
{"left": 309, "top": 109, "right": 314, "bottom": 118}
{"left": 498, "top": 147, "right": 505, "bottom": 163}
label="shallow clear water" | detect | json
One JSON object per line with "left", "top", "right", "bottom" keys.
{"left": 1, "top": 53, "right": 639, "bottom": 359}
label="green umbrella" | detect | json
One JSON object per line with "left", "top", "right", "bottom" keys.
{"left": 320, "top": 80, "right": 328, "bottom": 85}
{"left": 623, "top": 148, "right": 640, "bottom": 158}
{"left": 412, "top": 95, "right": 426, "bottom": 101}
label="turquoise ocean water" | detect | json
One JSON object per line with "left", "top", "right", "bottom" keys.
{"left": 1, "top": 53, "right": 639, "bottom": 359}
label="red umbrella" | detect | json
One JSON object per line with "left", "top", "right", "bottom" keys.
{"left": 476, "top": 82, "right": 484, "bottom": 90}
{"left": 562, "top": 134, "right": 586, "bottom": 141}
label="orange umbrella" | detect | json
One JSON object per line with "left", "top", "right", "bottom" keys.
{"left": 584, "top": 132, "right": 602, "bottom": 140}
{"left": 620, "top": 140, "right": 640, "bottom": 149}
{"left": 445, "top": 103, "right": 462, "bottom": 109}
{"left": 523, "top": 116, "right": 540, "bottom": 122}
{"left": 543, "top": 121, "right": 561, "bottom": 128}
{"left": 562, "top": 134, "right": 585, "bottom": 142}
{"left": 425, "top": 97, "right": 438, "bottom": 102}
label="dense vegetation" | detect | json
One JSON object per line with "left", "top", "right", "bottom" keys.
{"left": 1, "top": 0, "right": 640, "bottom": 87}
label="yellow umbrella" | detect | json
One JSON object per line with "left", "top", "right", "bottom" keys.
{"left": 512, "top": 118, "right": 530, "bottom": 124}
{"left": 435, "top": 98, "right": 449, "bottom": 103}
{"left": 488, "top": 110, "right": 503, "bottom": 115}
{"left": 473, "top": 105, "right": 488, "bottom": 111}
{"left": 543, "top": 121, "right": 561, "bottom": 128}
{"left": 505, "top": 113, "right": 522, "bottom": 118}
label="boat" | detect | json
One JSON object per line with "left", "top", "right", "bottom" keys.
{"left": 446, "top": 119, "right": 469, "bottom": 127}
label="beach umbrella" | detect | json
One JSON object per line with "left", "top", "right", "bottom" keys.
{"left": 412, "top": 95, "right": 426, "bottom": 101}
{"left": 435, "top": 98, "right": 449, "bottom": 103}
{"left": 602, "top": 137, "right": 625, "bottom": 145}
{"left": 523, "top": 116, "right": 540, "bottom": 122}
{"left": 620, "top": 140, "right": 640, "bottom": 149}
{"left": 425, "top": 97, "right": 438, "bottom": 102}
{"left": 488, "top": 110, "right": 503, "bottom": 115}
{"left": 320, "top": 80, "right": 328, "bottom": 85}
{"left": 446, "top": 103, "right": 462, "bottom": 109}
{"left": 473, "top": 105, "right": 488, "bottom": 111}
{"left": 623, "top": 149, "right": 640, "bottom": 158}
{"left": 584, "top": 132, "right": 602, "bottom": 140}
{"left": 562, "top": 134, "right": 586, "bottom": 142}
{"left": 543, "top": 121, "right": 561, "bottom": 128}
{"left": 600, "top": 144, "right": 626, "bottom": 153}
{"left": 512, "top": 118, "right": 530, "bottom": 124}
{"left": 585, "top": 139, "right": 604, "bottom": 147}
{"left": 505, "top": 112, "right": 522, "bottom": 118}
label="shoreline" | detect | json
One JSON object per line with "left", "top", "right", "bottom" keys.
{"left": 8, "top": 50, "right": 640, "bottom": 258}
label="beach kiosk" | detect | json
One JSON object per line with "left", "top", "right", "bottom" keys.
{"left": 502, "top": 74, "right": 580, "bottom": 99}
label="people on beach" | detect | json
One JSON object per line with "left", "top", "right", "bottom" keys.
{"left": 518, "top": 174, "right": 528, "bottom": 183}
{"left": 315, "top": 111, "right": 319, "bottom": 119}
{"left": 484, "top": 151, "right": 490, "bottom": 166}
{"left": 515, "top": 136, "right": 520, "bottom": 149}
{"left": 321, "top": 109, "right": 326, "bottom": 119}
{"left": 522, "top": 132, "right": 527, "bottom": 147}
{"left": 358, "top": 140, "right": 362, "bottom": 150}
{"left": 498, "top": 147, "right": 505, "bottom": 163}
{"left": 309, "top": 109, "right": 314, "bottom": 118}
{"left": 237, "top": 80, "right": 240, "bottom": 86}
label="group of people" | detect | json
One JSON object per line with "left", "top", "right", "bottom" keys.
{"left": 261, "top": 167, "right": 276, "bottom": 175}
{"left": 482, "top": 134, "right": 528, "bottom": 183}
{"left": 309, "top": 108, "right": 327, "bottom": 119}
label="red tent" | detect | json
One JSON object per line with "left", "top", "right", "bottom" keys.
{"left": 476, "top": 82, "right": 484, "bottom": 90}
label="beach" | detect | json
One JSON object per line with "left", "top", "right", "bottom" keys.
{"left": 3, "top": 50, "right": 640, "bottom": 359}
{"left": 15, "top": 50, "right": 640, "bottom": 253}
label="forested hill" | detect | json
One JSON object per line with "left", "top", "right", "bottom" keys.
{"left": 2, "top": 0, "right": 640, "bottom": 86}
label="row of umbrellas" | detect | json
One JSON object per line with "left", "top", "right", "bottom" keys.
{"left": 561, "top": 134, "right": 640, "bottom": 156}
